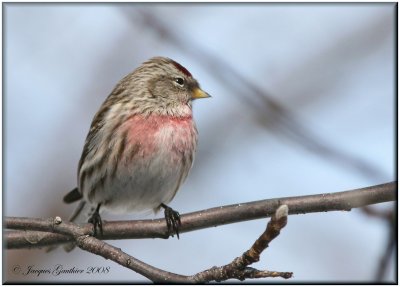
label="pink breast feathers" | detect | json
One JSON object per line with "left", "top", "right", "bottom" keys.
{"left": 123, "top": 114, "right": 197, "bottom": 159}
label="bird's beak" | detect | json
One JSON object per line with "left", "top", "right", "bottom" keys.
{"left": 192, "top": 87, "right": 211, "bottom": 100}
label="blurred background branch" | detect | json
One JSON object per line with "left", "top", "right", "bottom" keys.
{"left": 125, "top": 7, "right": 389, "bottom": 181}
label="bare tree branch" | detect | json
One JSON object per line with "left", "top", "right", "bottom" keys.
{"left": 6, "top": 181, "right": 396, "bottom": 249}
{"left": 7, "top": 205, "right": 292, "bottom": 283}
{"left": 75, "top": 204, "right": 291, "bottom": 283}
{"left": 5, "top": 182, "right": 395, "bottom": 282}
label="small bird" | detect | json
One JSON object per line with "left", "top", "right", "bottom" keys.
{"left": 62, "top": 57, "right": 209, "bottom": 250}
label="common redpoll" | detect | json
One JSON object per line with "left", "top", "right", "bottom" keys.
{"left": 63, "top": 57, "right": 210, "bottom": 250}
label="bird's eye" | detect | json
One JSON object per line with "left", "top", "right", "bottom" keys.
{"left": 174, "top": 77, "right": 185, "bottom": 86}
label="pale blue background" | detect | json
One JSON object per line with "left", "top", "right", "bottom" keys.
{"left": 4, "top": 3, "right": 396, "bottom": 283}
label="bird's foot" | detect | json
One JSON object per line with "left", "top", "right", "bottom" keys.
{"left": 160, "top": 203, "right": 181, "bottom": 239}
{"left": 88, "top": 204, "right": 103, "bottom": 237}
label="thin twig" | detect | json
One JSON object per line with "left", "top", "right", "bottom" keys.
{"left": 5, "top": 181, "right": 396, "bottom": 249}
{"left": 190, "top": 205, "right": 292, "bottom": 282}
